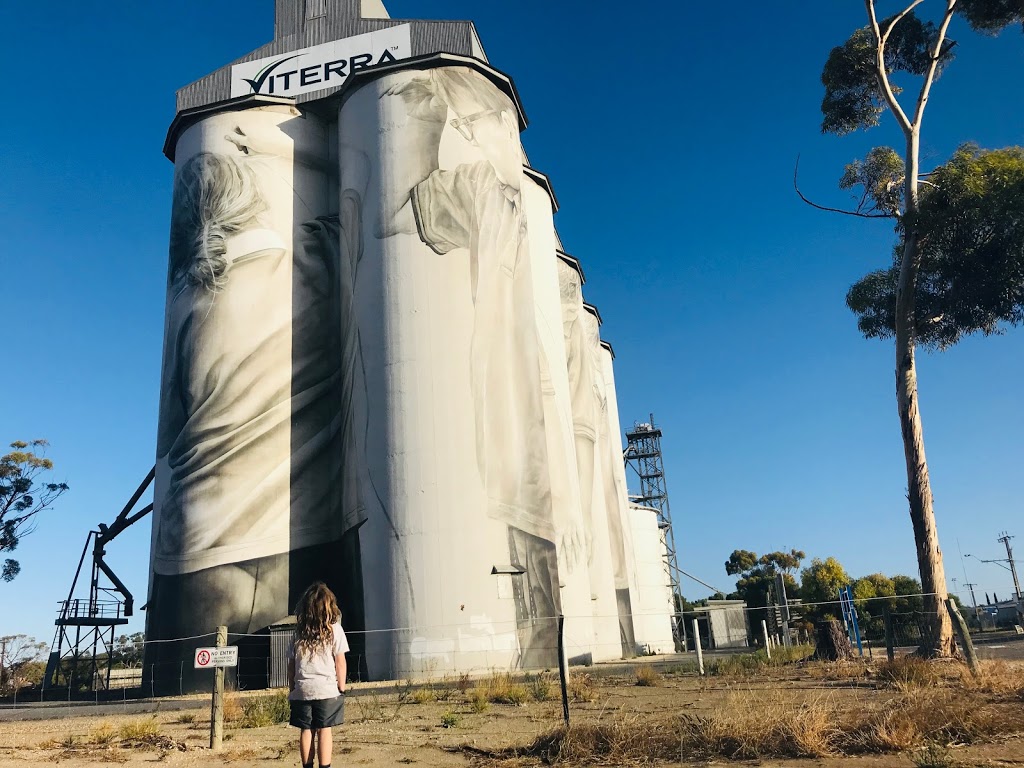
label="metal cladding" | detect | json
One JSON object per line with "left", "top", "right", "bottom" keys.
{"left": 147, "top": 0, "right": 671, "bottom": 688}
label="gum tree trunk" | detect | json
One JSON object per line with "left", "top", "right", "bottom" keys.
{"left": 866, "top": 0, "right": 957, "bottom": 658}
{"left": 895, "top": 131, "right": 953, "bottom": 658}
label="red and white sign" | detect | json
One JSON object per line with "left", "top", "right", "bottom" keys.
{"left": 194, "top": 646, "right": 239, "bottom": 669}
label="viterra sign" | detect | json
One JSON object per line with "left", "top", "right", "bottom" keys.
{"left": 230, "top": 25, "right": 411, "bottom": 99}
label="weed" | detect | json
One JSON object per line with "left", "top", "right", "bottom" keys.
{"left": 468, "top": 688, "right": 490, "bottom": 713}
{"left": 433, "top": 681, "right": 458, "bottom": 702}
{"left": 634, "top": 666, "right": 662, "bottom": 687}
{"left": 174, "top": 712, "right": 197, "bottom": 724}
{"left": 912, "top": 741, "right": 958, "bottom": 768}
{"left": 440, "top": 711, "right": 461, "bottom": 729}
{"left": 90, "top": 724, "right": 117, "bottom": 746}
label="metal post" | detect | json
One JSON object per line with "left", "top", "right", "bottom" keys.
{"left": 210, "top": 626, "right": 227, "bottom": 751}
{"left": 691, "top": 618, "right": 704, "bottom": 676}
{"left": 556, "top": 615, "right": 569, "bottom": 726}
{"left": 883, "top": 606, "right": 895, "bottom": 662}
{"left": 761, "top": 620, "right": 771, "bottom": 660}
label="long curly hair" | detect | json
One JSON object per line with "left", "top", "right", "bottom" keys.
{"left": 294, "top": 582, "right": 341, "bottom": 658}
{"left": 168, "top": 152, "right": 265, "bottom": 292}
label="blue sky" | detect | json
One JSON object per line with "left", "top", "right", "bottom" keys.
{"left": 1, "top": 1, "right": 1022, "bottom": 646}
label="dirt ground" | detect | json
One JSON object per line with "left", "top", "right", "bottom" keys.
{"left": 0, "top": 659, "right": 1022, "bottom": 768}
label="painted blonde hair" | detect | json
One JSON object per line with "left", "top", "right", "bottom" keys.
{"left": 168, "top": 152, "right": 265, "bottom": 292}
{"left": 294, "top": 582, "right": 341, "bottom": 657}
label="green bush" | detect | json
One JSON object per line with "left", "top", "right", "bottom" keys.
{"left": 238, "top": 691, "right": 290, "bottom": 728}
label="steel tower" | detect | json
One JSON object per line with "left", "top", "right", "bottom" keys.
{"left": 623, "top": 413, "right": 686, "bottom": 651}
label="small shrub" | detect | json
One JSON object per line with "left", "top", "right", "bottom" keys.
{"left": 440, "top": 711, "right": 461, "bottom": 729}
{"left": 634, "top": 666, "right": 662, "bottom": 687}
{"left": 174, "top": 712, "right": 197, "bottom": 725}
{"left": 455, "top": 673, "right": 472, "bottom": 693}
{"left": 238, "top": 691, "right": 290, "bottom": 728}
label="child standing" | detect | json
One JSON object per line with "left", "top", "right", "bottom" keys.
{"left": 288, "top": 582, "right": 349, "bottom": 768}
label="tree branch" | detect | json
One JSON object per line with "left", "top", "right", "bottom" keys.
{"left": 881, "top": 0, "right": 926, "bottom": 42}
{"left": 913, "top": 0, "right": 958, "bottom": 127}
{"left": 865, "top": 0, "right": 914, "bottom": 134}
{"left": 794, "top": 156, "right": 896, "bottom": 219}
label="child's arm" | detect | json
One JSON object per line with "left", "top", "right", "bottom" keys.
{"left": 335, "top": 652, "right": 347, "bottom": 694}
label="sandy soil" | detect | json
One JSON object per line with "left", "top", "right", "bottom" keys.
{"left": 0, "top": 662, "right": 1021, "bottom": 768}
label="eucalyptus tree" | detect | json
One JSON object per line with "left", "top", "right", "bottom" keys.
{"left": 809, "top": 1, "right": 1024, "bottom": 656}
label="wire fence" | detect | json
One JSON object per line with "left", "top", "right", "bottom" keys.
{"left": 3, "top": 592, "right": 1019, "bottom": 710}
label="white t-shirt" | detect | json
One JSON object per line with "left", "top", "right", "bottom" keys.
{"left": 286, "top": 622, "right": 350, "bottom": 701}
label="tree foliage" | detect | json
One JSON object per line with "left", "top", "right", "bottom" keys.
{"left": 723, "top": 549, "right": 805, "bottom": 624}
{"left": 821, "top": 14, "right": 955, "bottom": 136}
{"left": 111, "top": 633, "right": 146, "bottom": 668}
{"left": 847, "top": 144, "right": 1024, "bottom": 348}
{"left": 0, "top": 440, "right": 69, "bottom": 582}
{"left": 957, "top": 0, "right": 1024, "bottom": 33}
{"left": 800, "top": 557, "right": 851, "bottom": 620}
{"left": 0, "top": 635, "right": 48, "bottom": 694}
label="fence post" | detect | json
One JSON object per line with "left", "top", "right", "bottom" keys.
{"left": 211, "top": 626, "right": 227, "bottom": 751}
{"left": 761, "top": 620, "right": 772, "bottom": 659}
{"left": 691, "top": 618, "right": 704, "bottom": 676}
{"left": 883, "top": 606, "right": 895, "bottom": 662}
{"left": 945, "top": 599, "right": 980, "bottom": 677}
{"left": 556, "top": 614, "right": 569, "bottom": 726}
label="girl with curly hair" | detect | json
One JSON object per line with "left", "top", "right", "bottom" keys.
{"left": 288, "top": 582, "right": 349, "bottom": 768}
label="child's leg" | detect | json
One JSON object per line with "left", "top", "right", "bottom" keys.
{"left": 299, "top": 728, "right": 315, "bottom": 767}
{"left": 316, "top": 727, "right": 332, "bottom": 767}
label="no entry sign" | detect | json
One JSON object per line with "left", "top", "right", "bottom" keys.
{"left": 194, "top": 646, "right": 239, "bottom": 669}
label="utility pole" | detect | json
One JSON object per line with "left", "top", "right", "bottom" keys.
{"left": 997, "top": 533, "right": 1021, "bottom": 601}
{"left": 963, "top": 582, "right": 980, "bottom": 619}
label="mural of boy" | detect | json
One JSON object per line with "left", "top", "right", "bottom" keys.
{"left": 375, "top": 66, "right": 561, "bottom": 667}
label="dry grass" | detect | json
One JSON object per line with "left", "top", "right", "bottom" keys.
{"left": 480, "top": 672, "right": 530, "bottom": 705}
{"left": 957, "top": 659, "right": 1024, "bottom": 697}
{"left": 877, "top": 655, "right": 945, "bottom": 690}
{"left": 633, "top": 666, "right": 662, "bottom": 687}
{"left": 222, "top": 692, "right": 244, "bottom": 723}
{"left": 565, "top": 672, "right": 597, "bottom": 703}
{"left": 480, "top": 675, "right": 1024, "bottom": 764}
{"left": 117, "top": 718, "right": 161, "bottom": 742}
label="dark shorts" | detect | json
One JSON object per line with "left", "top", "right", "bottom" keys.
{"left": 289, "top": 695, "right": 345, "bottom": 729}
